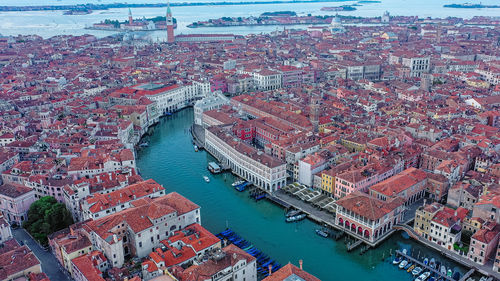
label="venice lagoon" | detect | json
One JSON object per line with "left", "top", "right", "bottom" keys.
{"left": 1, "top": 0, "right": 500, "bottom": 38}
{"left": 136, "top": 108, "right": 469, "bottom": 281}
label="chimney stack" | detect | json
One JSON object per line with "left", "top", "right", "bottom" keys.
{"left": 299, "top": 259, "right": 303, "bottom": 270}
{"left": 268, "top": 264, "right": 272, "bottom": 276}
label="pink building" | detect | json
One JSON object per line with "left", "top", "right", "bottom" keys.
{"left": 468, "top": 221, "right": 500, "bottom": 265}
{"left": 0, "top": 183, "right": 36, "bottom": 224}
{"left": 334, "top": 166, "right": 380, "bottom": 199}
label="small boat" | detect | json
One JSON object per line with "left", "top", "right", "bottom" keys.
{"left": 402, "top": 248, "right": 408, "bottom": 255}
{"left": 452, "top": 272, "right": 460, "bottom": 281}
{"left": 399, "top": 260, "right": 408, "bottom": 269}
{"left": 412, "top": 267, "right": 423, "bottom": 276}
{"left": 423, "top": 258, "right": 429, "bottom": 266}
{"left": 203, "top": 176, "right": 210, "bottom": 183}
{"left": 232, "top": 180, "right": 245, "bottom": 187}
{"left": 430, "top": 258, "right": 436, "bottom": 269}
{"left": 404, "top": 262, "right": 412, "bottom": 270}
{"left": 285, "top": 209, "right": 302, "bottom": 218}
{"left": 235, "top": 181, "right": 249, "bottom": 192}
{"left": 393, "top": 256, "right": 402, "bottom": 265}
{"left": 286, "top": 213, "right": 307, "bottom": 222}
{"left": 194, "top": 145, "right": 198, "bottom": 152}
{"left": 415, "top": 271, "right": 431, "bottom": 281}
{"left": 164, "top": 112, "right": 172, "bottom": 116}
{"left": 139, "top": 142, "right": 149, "bottom": 147}
{"left": 315, "top": 229, "right": 329, "bottom": 238}
{"left": 407, "top": 264, "right": 415, "bottom": 272}
{"left": 447, "top": 269, "right": 452, "bottom": 277}
{"left": 440, "top": 265, "right": 447, "bottom": 275}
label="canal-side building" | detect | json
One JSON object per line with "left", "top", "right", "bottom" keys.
{"left": 414, "top": 202, "right": 443, "bottom": 238}
{"left": 172, "top": 244, "right": 257, "bottom": 281}
{"left": 335, "top": 191, "right": 405, "bottom": 244}
{"left": 81, "top": 192, "right": 201, "bottom": 268}
{"left": 205, "top": 126, "right": 287, "bottom": 193}
{"left": 81, "top": 179, "right": 166, "bottom": 221}
{"left": 263, "top": 260, "right": 320, "bottom": 281}
{"left": 467, "top": 221, "right": 500, "bottom": 265}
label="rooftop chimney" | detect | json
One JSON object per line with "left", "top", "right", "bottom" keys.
{"left": 299, "top": 259, "right": 303, "bottom": 270}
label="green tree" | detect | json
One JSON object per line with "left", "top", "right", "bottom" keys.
{"left": 23, "top": 196, "right": 74, "bottom": 245}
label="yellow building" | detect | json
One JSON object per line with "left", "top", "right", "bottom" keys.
{"left": 340, "top": 137, "right": 366, "bottom": 152}
{"left": 321, "top": 171, "right": 335, "bottom": 195}
{"left": 414, "top": 202, "right": 443, "bottom": 238}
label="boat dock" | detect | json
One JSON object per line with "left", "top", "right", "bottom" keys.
{"left": 346, "top": 239, "right": 363, "bottom": 252}
{"left": 395, "top": 250, "right": 475, "bottom": 281}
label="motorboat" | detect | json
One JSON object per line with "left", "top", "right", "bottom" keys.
{"left": 232, "top": 180, "right": 245, "bottom": 187}
{"left": 203, "top": 176, "right": 210, "bottom": 183}
{"left": 407, "top": 264, "right": 415, "bottom": 272}
{"left": 404, "top": 262, "right": 413, "bottom": 270}
{"left": 447, "top": 269, "right": 453, "bottom": 277}
{"left": 393, "top": 256, "right": 402, "bottom": 265}
{"left": 194, "top": 145, "right": 198, "bottom": 152}
{"left": 399, "top": 260, "right": 408, "bottom": 269}
{"left": 315, "top": 229, "right": 329, "bottom": 238}
{"left": 412, "top": 267, "right": 423, "bottom": 276}
{"left": 285, "top": 209, "right": 302, "bottom": 217}
{"left": 440, "top": 265, "right": 447, "bottom": 275}
{"left": 139, "top": 142, "right": 149, "bottom": 147}
{"left": 286, "top": 213, "right": 306, "bottom": 222}
{"left": 430, "top": 258, "right": 436, "bottom": 269}
{"left": 423, "top": 258, "right": 429, "bottom": 266}
{"left": 415, "top": 271, "right": 431, "bottom": 281}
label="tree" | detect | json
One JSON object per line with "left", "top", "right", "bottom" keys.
{"left": 23, "top": 196, "right": 74, "bottom": 245}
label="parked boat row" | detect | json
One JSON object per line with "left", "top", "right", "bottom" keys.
{"left": 393, "top": 249, "right": 462, "bottom": 281}
{"left": 217, "top": 228, "right": 281, "bottom": 278}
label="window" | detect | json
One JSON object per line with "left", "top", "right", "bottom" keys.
{"left": 139, "top": 242, "right": 142, "bottom": 247}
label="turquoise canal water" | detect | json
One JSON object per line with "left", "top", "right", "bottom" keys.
{"left": 136, "top": 108, "right": 468, "bottom": 281}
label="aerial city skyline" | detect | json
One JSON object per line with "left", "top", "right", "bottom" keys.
{"left": 0, "top": 1, "right": 499, "bottom": 281}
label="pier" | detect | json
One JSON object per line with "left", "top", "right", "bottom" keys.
{"left": 395, "top": 250, "right": 476, "bottom": 281}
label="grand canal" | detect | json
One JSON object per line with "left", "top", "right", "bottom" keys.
{"left": 136, "top": 108, "right": 467, "bottom": 281}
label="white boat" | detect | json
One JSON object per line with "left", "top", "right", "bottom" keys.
{"left": 393, "top": 256, "right": 402, "bottom": 264}
{"left": 415, "top": 271, "right": 431, "bottom": 281}
{"left": 203, "top": 176, "right": 210, "bottom": 183}
{"left": 412, "top": 267, "right": 423, "bottom": 276}
{"left": 440, "top": 265, "right": 446, "bottom": 275}
{"left": 399, "top": 260, "right": 408, "bottom": 269}
{"left": 423, "top": 258, "right": 429, "bottom": 265}
{"left": 429, "top": 258, "right": 436, "bottom": 268}
{"left": 232, "top": 180, "right": 244, "bottom": 187}
{"left": 194, "top": 145, "right": 198, "bottom": 152}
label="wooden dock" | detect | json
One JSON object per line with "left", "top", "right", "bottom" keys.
{"left": 347, "top": 239, "right": 363, "bottom": 252}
